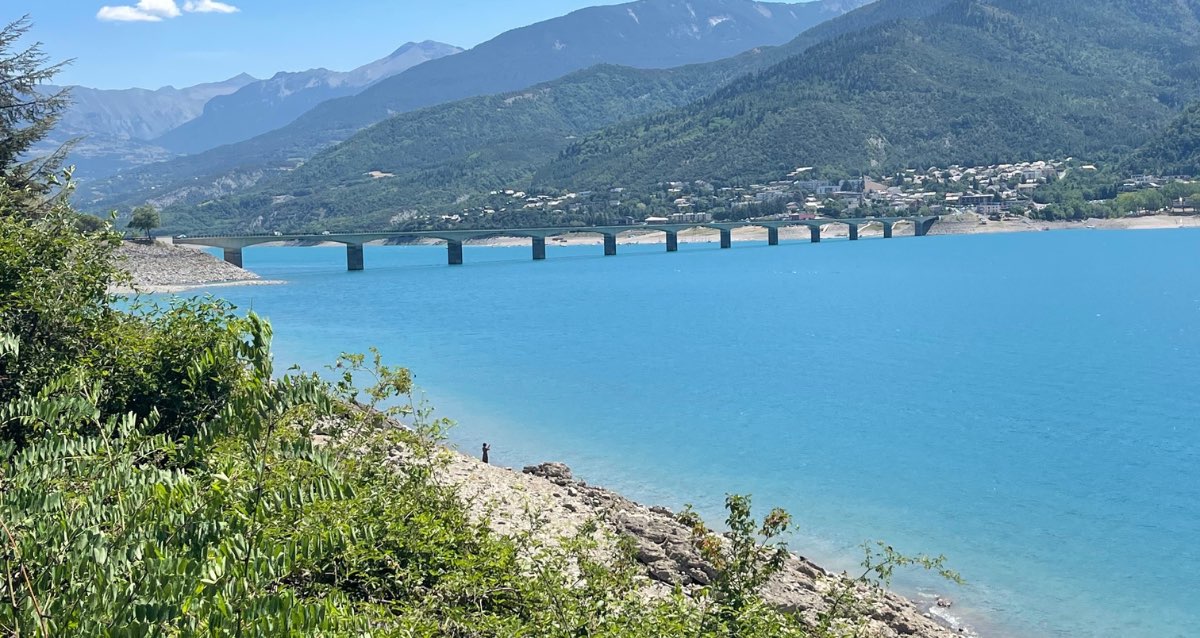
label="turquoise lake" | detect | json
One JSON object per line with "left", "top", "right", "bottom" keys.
{"left": 184, "top": 229, "right": 1200, "bottom": 637}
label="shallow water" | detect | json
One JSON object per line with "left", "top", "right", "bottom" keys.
{"left": 186, "top": 229, "right": 1200, "bottom": 638}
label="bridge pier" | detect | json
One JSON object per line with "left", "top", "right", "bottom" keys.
{"left": 809, "top": 226, "right": 822, "bottom": 243}
{"left": 666, "top": 231, "right": 678, "bottom": 252}
{"left": 883, "top": 222, "right": 894, "bottom": 239}
{"left": 848, "top": 224, "right": 859, "bottom": 241}
{"left": 768, "top": 227, "right": 779, "bottom": 245}
{"left": 603, "top": 234, "right": 617, "bottom": 256}
{"left": 346, "top": 243, "right": 364, "bottom": 271}
{"left": 720, "top": 229, "right": 732, "bottom": 249}
{"left": 447, "top": 240, "right": 464, "bottom": 265}
{"left": 532, "top": 237, "right": 546, "bottom": 260}
{"left": 223, "top": 248, "right": 243, "bottom": 268}
{"left": 915, "top": 218, "right": 935, "bottom": 237}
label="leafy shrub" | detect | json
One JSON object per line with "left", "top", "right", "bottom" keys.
{"left": 103, "top": 297, "right": 252, "bottom": 439}
{"left": 0, "top": 188, "right": 120, "bottom": 419}
{"left": 0, "top": 183, "right": 253, "bottom": 445}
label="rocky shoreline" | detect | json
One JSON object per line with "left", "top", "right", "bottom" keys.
{"left": 437, "top": 448, "right": 975, "bottom": 637}
{"left": 112, "top": 240, "right": 283, "bottom": 293}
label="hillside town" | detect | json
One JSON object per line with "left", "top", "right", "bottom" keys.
{"left": 419, "top": 159, "right": 1196, "bottom": 230}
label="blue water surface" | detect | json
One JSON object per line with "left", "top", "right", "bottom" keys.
{"left": 182, "top": 230, "right": 1200, "bottom": 638}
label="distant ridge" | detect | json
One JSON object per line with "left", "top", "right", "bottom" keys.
{"left": 43, "top": 43, "right": 460, "bottom": 178}
{"left": 35, "top": 74, "right": 258, "bottom": 178}
{"left": 154, "top": 41, "right": 463, "bottom": 154}
{"left": 50, "top": 73, "right": 257, "bottom": 141}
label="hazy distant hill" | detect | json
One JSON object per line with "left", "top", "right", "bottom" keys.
{"left": 51, "top": 74, "right": 257, "bottom": 141}
{"left": 45, "top": 43, "right": 457, "bottom": 179}
{"left": 78, "top": 0, "right": 870, "bottom": 213}
{"left": 36, "top": 74, "right": 256, "bottom": 177}
{"left": 534, "top": 0, "right": 1200, "bottom": 191}
{"left": 154, "top": 41, "right": 462, "bottom": 154}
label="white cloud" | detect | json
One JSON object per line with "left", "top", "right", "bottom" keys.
{"left": 97, "top": 0, "right": 180, "bottom": 21}
{"left": 97, "top": 5, "right": 166, "bottom": 21}
{"left": 139, "top": 0, "right": 182, "bottom": 17}
{"left": 184, "top": 0, "right": 240, "bottom": 14}
{"left": 96, "top": 0, "right": 240, "bottom": 22}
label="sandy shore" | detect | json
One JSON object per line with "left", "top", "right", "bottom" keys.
{"left": 111, "top": 240, "right": 284, "bottom": 294}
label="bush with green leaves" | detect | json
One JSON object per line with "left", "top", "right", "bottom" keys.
{"left": 0, "top": 185, "right": 120, "bottom": 412}
{"left": 0, "top": 181, "right": 252, "bottom": 445}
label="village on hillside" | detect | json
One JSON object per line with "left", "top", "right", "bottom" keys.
{"left": 411, "top": 159, "right": 1197, "bottom": 230}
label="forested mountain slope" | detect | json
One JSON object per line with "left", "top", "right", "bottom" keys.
{"left": 159, "top": 0, "right": 964, "bottom": 233}
{"left": 1124, "top": 102, "right": 1200, "bottom": 177}
{"left": 534, "top": 0, "right": 1200, "bottom": 191}
{"left": 165, "top": 62, "right": 754, "bottom": 232}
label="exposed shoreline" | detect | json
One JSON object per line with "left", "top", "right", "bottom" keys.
{"left": 459, "top": 212, "right": 1200, "bottom": 247}
{"left": 249, "top": 212, "right": 1200, "bottom": 250}
{"left": 111, "top": 240, "right": 285, "bottom": 294}
{"left": 435, "top": 449, "right": 974, "bottom": 637}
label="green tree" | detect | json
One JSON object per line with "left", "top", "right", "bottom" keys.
{"left": 0, "top": 16, "right": 71, "bottom": 199}
{"left": 72, "top": 212, "right": 106, "bottom": 233}
{"left": 128, "top": 204, "right": 160, "bottom": 238}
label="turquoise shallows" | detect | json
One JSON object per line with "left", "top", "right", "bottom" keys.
{"left": 190, "top": 229, "right": 1200, "bottom": 638}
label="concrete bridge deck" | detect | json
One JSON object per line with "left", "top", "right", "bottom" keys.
{"left": 177, "top": 216, "right": 939, "bottom": 270}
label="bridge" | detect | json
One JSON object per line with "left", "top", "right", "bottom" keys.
{"left": 176, "top": 216, "right": 939, "bottom": 271}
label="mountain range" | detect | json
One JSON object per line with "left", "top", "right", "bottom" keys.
{"left": 76, "top": 0, "right": 871, "bottom": 213}
{"left": 46, "top": 41, "right": 460, "bottom": 178}
{"left": 52, "top": 74, "right": 256, "bottom": 141}
{"left": 148, "top": 0, "right": 1200, "bottom": 233}
{"left": 154, "top": 41, "right": 462, "bottom": 154}
{"left": 37, "top": 73, "right": 256, "bottom": 177}
{"left": 76, "top": 0, "right": 1200, "bottom": 234}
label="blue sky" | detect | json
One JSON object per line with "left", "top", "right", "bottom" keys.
{"left": 28, "top": 0, "right": 634, "bottom": 89}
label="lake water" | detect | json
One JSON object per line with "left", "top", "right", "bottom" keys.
{"left": 185, "top": 229, "right": 1200, "bottom": 638}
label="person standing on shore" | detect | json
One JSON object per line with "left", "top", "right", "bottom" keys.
{"left": 482, "top": 443, "right": 491, "bottom": 464}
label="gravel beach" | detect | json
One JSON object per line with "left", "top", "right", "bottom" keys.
{"left": 437, "top": 449, "right": 974, "bottom": 637}
{"left": 112, "top": 240, "right": 283, "bottom": 293}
